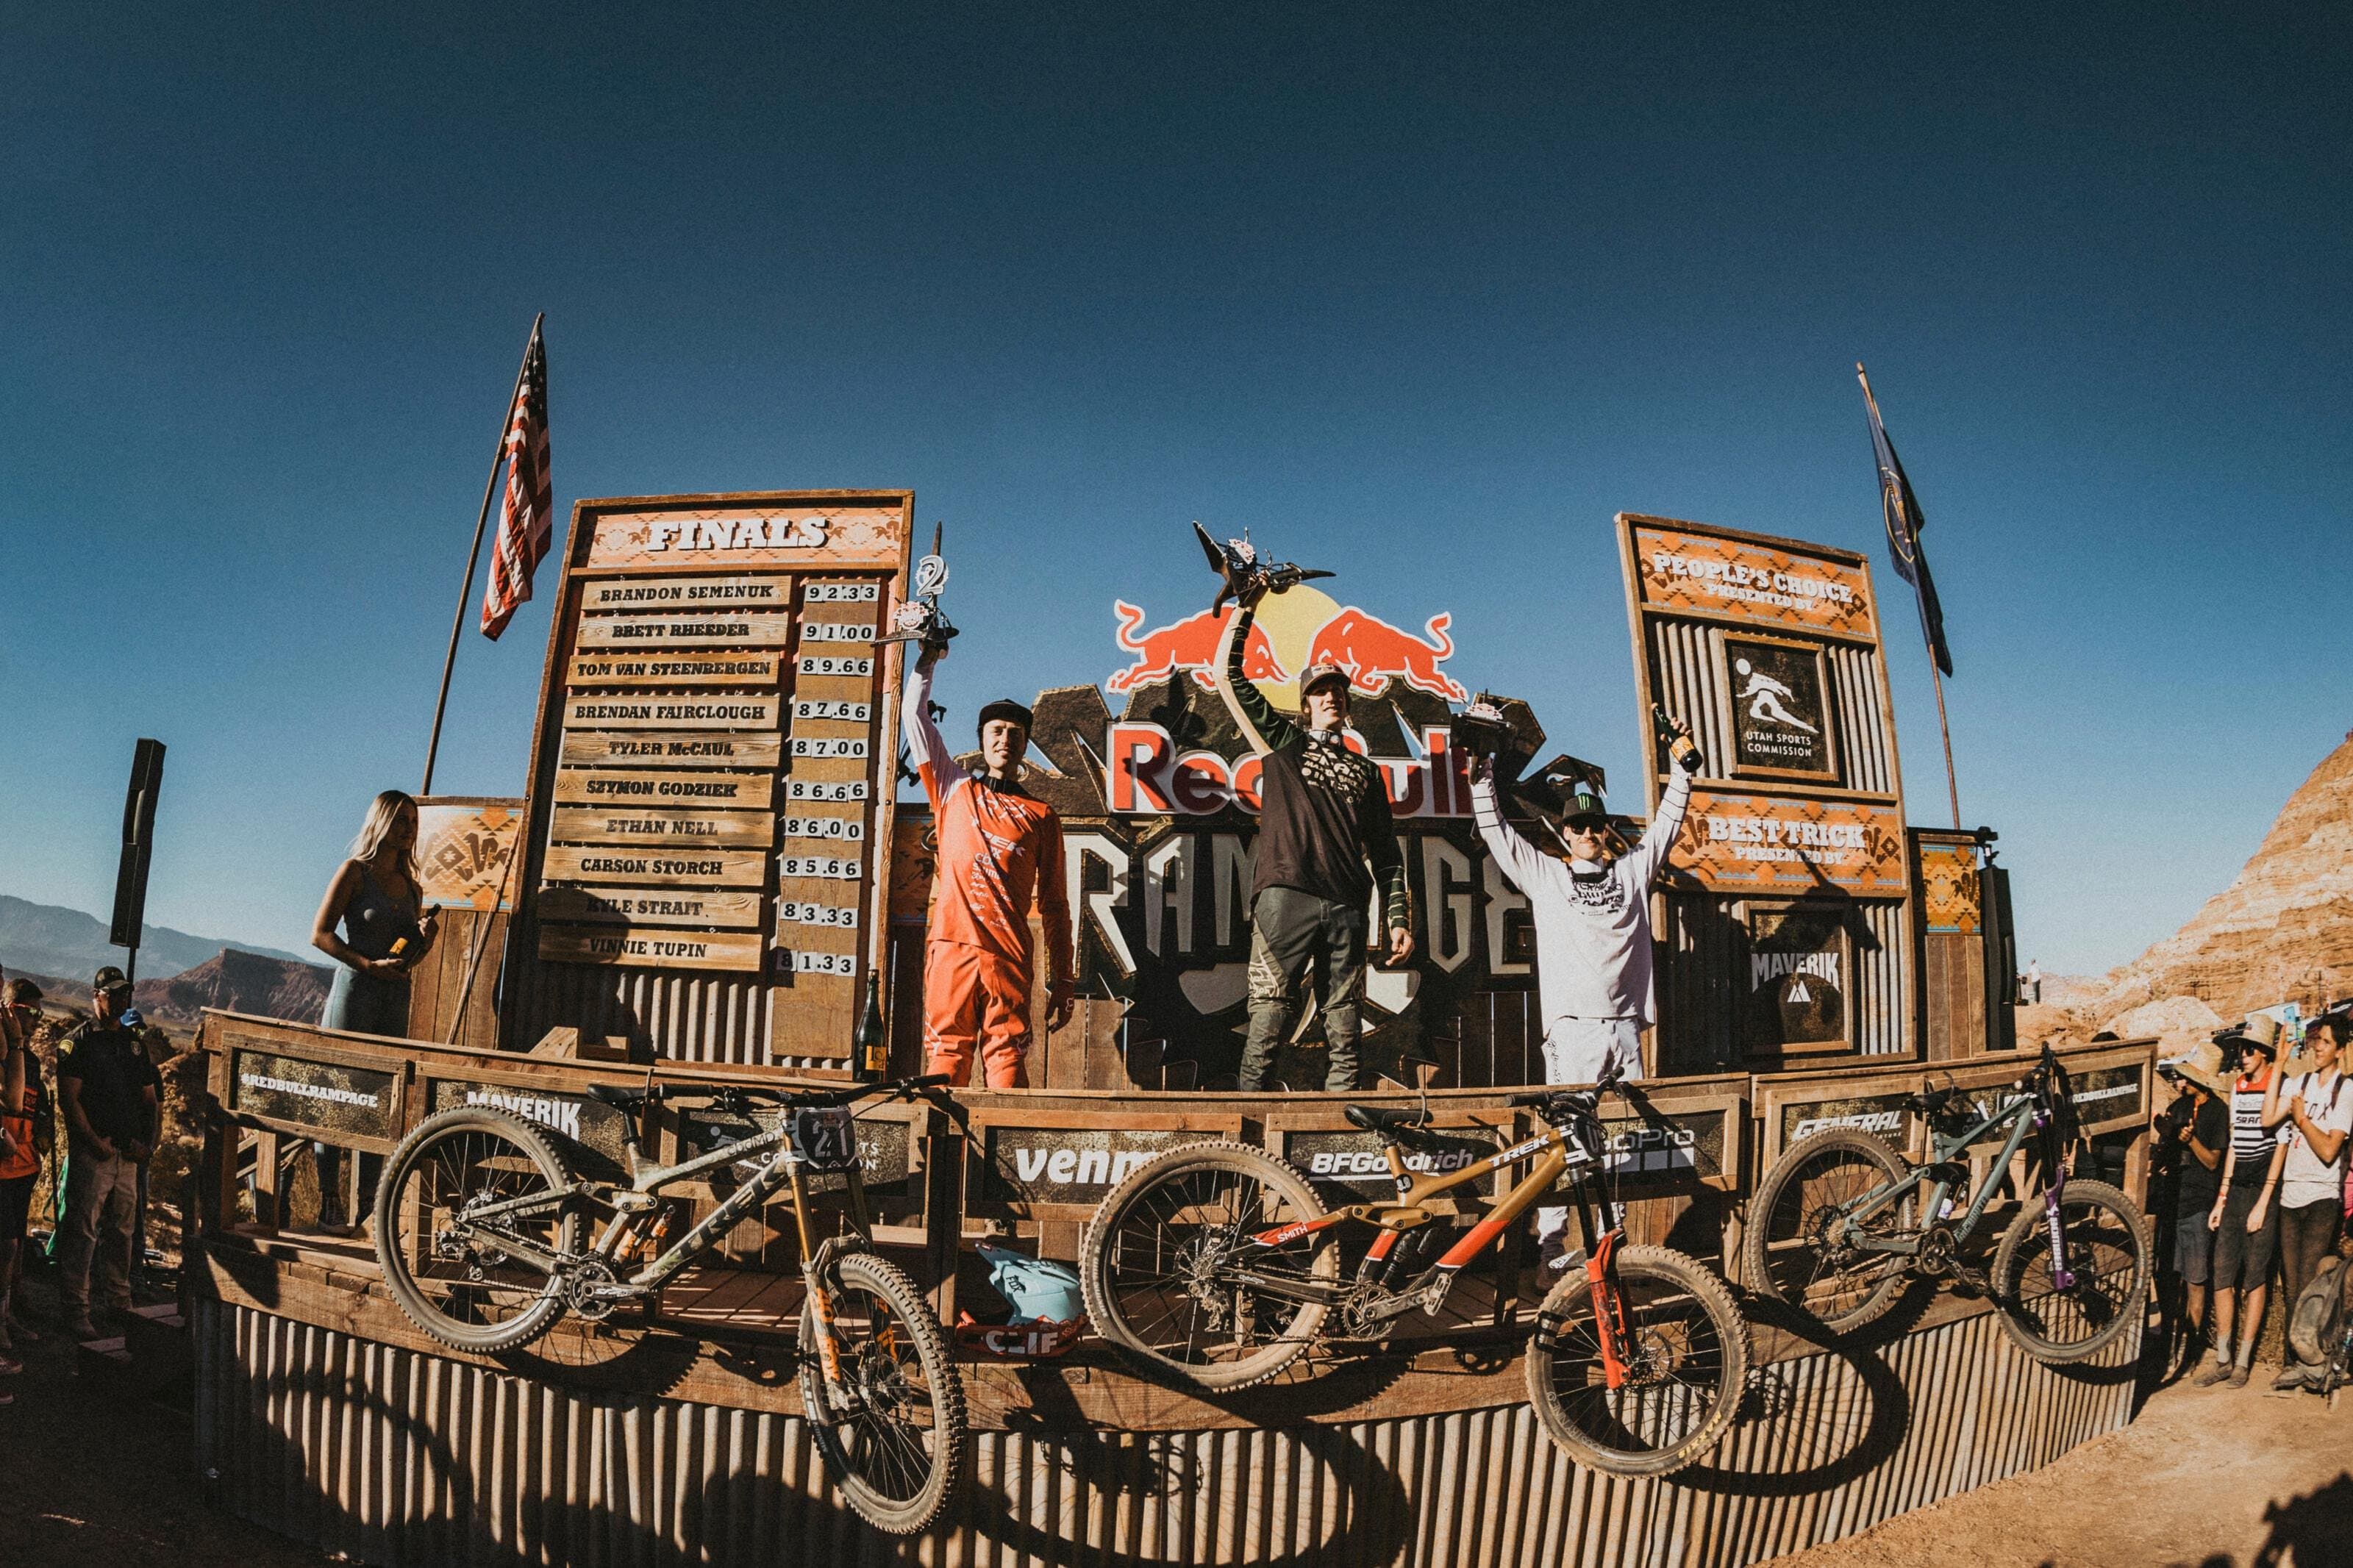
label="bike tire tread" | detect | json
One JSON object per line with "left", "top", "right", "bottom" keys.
{"left": 797, "top": 1248, "right": 968, "bottom": 1536}
{"left": 1743, "top": 1126, "right": 1915, "bottom": 1333}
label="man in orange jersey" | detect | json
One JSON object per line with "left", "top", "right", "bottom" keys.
{"left": 904, "top": 643, "right": 1074, "bottom": 1087}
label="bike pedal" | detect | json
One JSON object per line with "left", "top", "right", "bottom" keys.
{"left": 1952, "top": 1267, "right": 1990, "bottom": 1297}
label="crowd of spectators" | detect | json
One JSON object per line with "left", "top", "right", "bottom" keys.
{"left": 2154, "top": 1004, "right": 2353, "bottom": 1392}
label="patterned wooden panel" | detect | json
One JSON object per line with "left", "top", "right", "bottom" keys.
{"left": 1627, "top": 519, "right": 1879, "bottom": 639}
{"left": 1918, "top": 840, "right": 1982, "bottom": 933}
{"left": 1666, "top": 789, "right": 1910, "bottom": 898}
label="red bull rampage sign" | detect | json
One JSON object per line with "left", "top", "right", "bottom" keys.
{"left": 1102, "top": 586, "right": 1474, "bottom": 817}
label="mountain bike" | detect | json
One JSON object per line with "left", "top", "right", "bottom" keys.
{"left": 371, "top": 1074, "right": 965, "bottom": 1536}
{"left": 1078, "top": 1065, "right": 1749, "bottom": 1477}
{"left": 1745, "top": 1043, "right": 2149, "bottom": 1362}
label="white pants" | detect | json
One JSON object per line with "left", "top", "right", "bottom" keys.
{"left": 1536, "top": 1017, "right": 1644, "bottom": 1247}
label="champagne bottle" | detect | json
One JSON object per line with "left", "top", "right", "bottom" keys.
{"left": 854, "top": 969, "right": 888, "bottom": 1082}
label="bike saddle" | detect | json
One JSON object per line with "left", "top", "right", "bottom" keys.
{"left": 1906, "top": 1086, "right": 1955, "bottom": 1114}
{"left": 1344, "top": 1104, "right": 1434, "bottom": 1136}
{"left": 587, "top": 1083, "right": 662, "bottom": 1109}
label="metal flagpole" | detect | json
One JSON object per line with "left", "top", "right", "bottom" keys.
{"left": 422, "top": 313, "right": 543, "bottom": 795}
{"left": 1928, "top": 657, "right": 1961, "bottom": 830}
{"left": 1857, "top": 362, "right": 1962, "bottom": 830}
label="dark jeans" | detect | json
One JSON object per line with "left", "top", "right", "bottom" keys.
{"left": 1240, "top": 887, "right": 1367, "bottom": 1092}
{"left": 2279, "top": 1200, "right": 2341, "bottom": 1344}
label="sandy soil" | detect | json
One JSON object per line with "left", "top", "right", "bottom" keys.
{"left": 1784, "top": 1370, "right": 2353, "bottom": 1568}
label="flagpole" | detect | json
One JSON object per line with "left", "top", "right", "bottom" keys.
{"left": 422, "top": 312, "right": 542, "bottom": 796}
{"left": 1857, "top": 363, "right": 1962, "bottom": 830}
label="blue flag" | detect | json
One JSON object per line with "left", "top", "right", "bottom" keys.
{"left": 1857, "top": 365, "right": 1953, "bottom": 677}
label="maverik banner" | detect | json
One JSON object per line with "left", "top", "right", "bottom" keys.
{"left": 986, "top": 582, "right": 1573, "bottom": 1087}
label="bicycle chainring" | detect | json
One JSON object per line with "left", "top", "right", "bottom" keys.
{"left": 562, "top": 1258, "right": 621, "bottom": 1320}
{"left": 1915, "top": 1225, "right": 1959, "bottom": 1278}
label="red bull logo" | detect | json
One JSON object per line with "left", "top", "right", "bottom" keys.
{"left": 1106, "top": 589, "right": 1463, "bottom": 704}
{"left": 1107, "top": 602, "right": 1290, "bottom": 693}
{"left": 1304, "top": 608, "right": 1467, "bottom": 701}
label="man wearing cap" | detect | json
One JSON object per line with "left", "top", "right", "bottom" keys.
{"left": 2199, "top": 1012, "right": 2288, "bottom": 1387}
{"left": 904, "top": 643, "right": 1074, "bottom": 1089}
{"left": 2262, "top": 1008, "right": 2351, "bottom": 1389}
{"left": 1214, "top": 587, "right": 1413, "bottom": 1092}
{"left": 55, "top": 966, "right": 161, "bottom": 1339}
{"left": 2152, "top": 1041, "right": 2231, "bottom": 1378}
{"left": 1468, "top": 722, "right": 1700, "bottom": 1089}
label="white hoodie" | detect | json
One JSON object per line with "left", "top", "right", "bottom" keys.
{"left": 1469, "top": 767, "right": 1692, "bottom": 1030}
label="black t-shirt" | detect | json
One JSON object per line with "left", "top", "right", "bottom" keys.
{"left": 2176, "top": 1094, "right": 2231, "bottom": 1205}
{"left": 57, "top": 1021, "right": 161, "bottom": 1148}
{"left": 1252, "top": 732, "right": 1402, "bottom": 912}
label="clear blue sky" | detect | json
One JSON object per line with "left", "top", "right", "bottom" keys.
{"left": 2, "top": 4, "right": 2345, "bottom": 977}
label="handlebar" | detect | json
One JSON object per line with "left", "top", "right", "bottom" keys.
{"left": 589, "top": 1073, "right": 952, "bottom": 1113}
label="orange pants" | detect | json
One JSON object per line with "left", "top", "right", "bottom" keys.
{"left": 924, "top": 941, "right": 1033, "bottom": 1089}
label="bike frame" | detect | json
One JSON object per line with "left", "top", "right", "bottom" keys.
{"left": 1831, "top": 1081, "right": 2056, "bottom": 1258}
{"left": 1238, "top": 1103, "right": 1638, "bottom": 1378}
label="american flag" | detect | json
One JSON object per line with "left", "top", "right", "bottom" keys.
{"left": 479, "top": 320, "right": 552, "bottom": 640}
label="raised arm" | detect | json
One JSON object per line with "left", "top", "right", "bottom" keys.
{"left": 1213, "top": 598, "right": 1297, "bottom": 757}
{"left": 1625, "top": 765, "right": 1695, "bottom": 891}
{"left": 1469, "top": 766, "right": 1549, "bottom": 895}
{"left": 902, "top": 651, "right": 969, "bottom": 812}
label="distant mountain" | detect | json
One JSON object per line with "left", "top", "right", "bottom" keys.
{"left": 0, "top": 893, "right": 315, "bottom": 984}
{"left": 135, "top": 948, "right": 333, "bottom": 1028}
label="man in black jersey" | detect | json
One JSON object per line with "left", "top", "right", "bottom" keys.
{"left": 1214, "top": 584, "right": 1413, "bottom": 1092}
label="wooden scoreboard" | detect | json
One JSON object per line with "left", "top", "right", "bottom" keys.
{"left": 501, "top": 490, "right": 913, "bottom": 1069}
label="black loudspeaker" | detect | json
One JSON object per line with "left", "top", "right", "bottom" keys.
{"left": 109, "top": 738, "right": 168, "bottom": 978}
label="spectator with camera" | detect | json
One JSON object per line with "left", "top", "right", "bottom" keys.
{"left": 2198, "top": 1012, "right": 2288, "bottom": 1387}
{"left": 2262, "top": 1006, "right": 2351, "bottom": 1389}
{"left": 2153, "top": 1040, "right": 2232, "bottom": 1378}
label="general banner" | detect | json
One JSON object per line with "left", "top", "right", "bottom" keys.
{"left": 1671, "top": 789, "right": 1910, "bottom": 898}
{"left": 1627, "top": 520, "right": 1878, "bottom": 640}
{"left": 229, "top": 1047, "right": 400, "bottom": 1144}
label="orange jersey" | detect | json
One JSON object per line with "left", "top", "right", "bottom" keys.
{"left": 905, "top": 663, "right": 1073, "bottom": 982}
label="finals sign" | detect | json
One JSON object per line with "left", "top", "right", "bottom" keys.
{"left": 1101, "top": 585, "right": 1474, "bottom": 817}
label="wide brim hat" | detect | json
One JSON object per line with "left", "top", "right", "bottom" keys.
{"left": 2159, "top": 1041, "right": 2232, "bottom": 1098}
{"left": 2221, "top": 1012, "right": 2283, "bottom": 1056}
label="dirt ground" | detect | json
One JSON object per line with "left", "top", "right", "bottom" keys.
{"left": 1785, "top": 1370, "right": 2353, "bottom": 1568}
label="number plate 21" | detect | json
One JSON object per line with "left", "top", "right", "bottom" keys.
{"left": 790, "top": 1107, "right": 860, "bottom": 1173}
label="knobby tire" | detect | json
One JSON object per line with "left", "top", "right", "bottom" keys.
{"left": 798, "top": 1249, "right": 967, "bottom": 1536}
{"left": 1744, "top": 1127, "right": 1916, "bottom": 1333}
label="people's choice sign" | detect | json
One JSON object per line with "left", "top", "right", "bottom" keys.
{"left": 1630, "top": 523, "right": 1877, "bottom": 639}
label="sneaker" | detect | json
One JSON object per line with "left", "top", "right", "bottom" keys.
{"left": 2273, "top": 1366, "right": 2311, "bottom": 1392}
{"left": 0, "top": 1320, "right": 13, "bottom": 1354}
{"left": 0, "top": 1352, "right": 20, "bottom": 1376}
{"left": 2229, "top": 1360, "right": 2254, "bottom": 1389}
{"left": 1535, "top": 1236, "right": 1574, "bottom": 1275}
{"left": 2193, "top": 1359, "right": 2235, "bottom": 1387}
{"left": 4, "top": 1315, "right": 35, "bottom": 1345}
{"left": 63, "top": 1315, "right": 99, "bottom": 1342}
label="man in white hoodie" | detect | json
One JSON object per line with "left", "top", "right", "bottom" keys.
{"left": 1469, "top": 721, "right": 1700, "bottom": 1261}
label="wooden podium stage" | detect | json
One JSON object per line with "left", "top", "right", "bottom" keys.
{"left": 185, "top": 1014, "right": 2153, "bottom": 1567}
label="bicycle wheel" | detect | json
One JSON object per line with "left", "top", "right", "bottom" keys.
{"left": 372, "top": 1106, "right": 580, "bottom": 1354}
{"left": 798, "top": 1249, "right": 966, "bottom": 1536}
{"left": 1524, "top": 1245, "right": 1751, "bottom": 1478}
{"left": 1079, "top": 1140, "right": 1338, "bottom": 1391}
{"left": 1990, "top": 1178, "right": 2149, "bottom": 1364}
{"left": 1744, "top": 1128, "right": 1916, "bottom": 1333}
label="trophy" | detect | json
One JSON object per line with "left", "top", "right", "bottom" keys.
{"left": 1194, "top": 521, "right": 1332, "bottom": 611}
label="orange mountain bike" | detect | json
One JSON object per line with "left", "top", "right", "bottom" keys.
{"left": 1079, "top": 1065, "right": 1749, "bottom": 1477}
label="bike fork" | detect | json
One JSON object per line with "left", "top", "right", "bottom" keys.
{"left": 801, "top": 1236, "right": 852, "bottom": 1411}
{"left": 1587, "top": 1231, "right": 1630, "bottom": 1391}
{"left": 2042, "top": 1161, "right": 2077, "bottom": 1292}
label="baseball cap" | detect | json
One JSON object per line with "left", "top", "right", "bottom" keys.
{"left": 975, "top": 698, "right": 1035, "bottom": 734}
{"left": 93, "top": 964, "right": 131, "bottom": 995}
{"left": 1563, "top": 780, "right": 1609, "bottom": 825}
{"left": 1298, "top": 662, "right": 1350, "bottom": 702}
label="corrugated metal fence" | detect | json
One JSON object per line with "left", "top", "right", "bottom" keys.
{"left": 195, "top": 1297, "right": 2138, "bottom": 1568}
